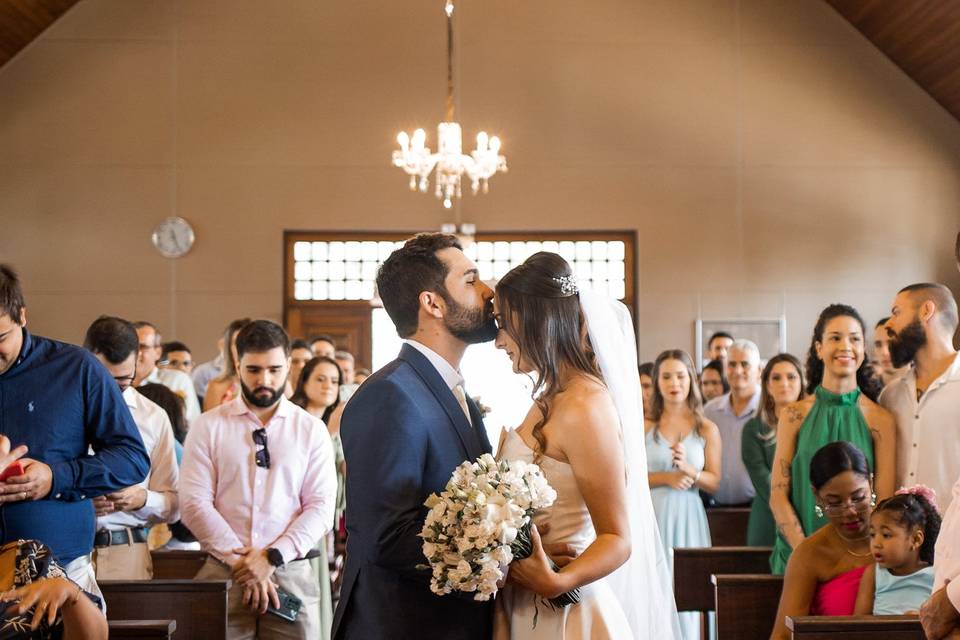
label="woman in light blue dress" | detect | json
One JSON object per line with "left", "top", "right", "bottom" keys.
{"left": 645, "top": 350, "right": 722, "bottom": 640}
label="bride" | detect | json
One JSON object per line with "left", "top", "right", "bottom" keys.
{"left": 492, "top": 252, "right": 681, "bottom": 639}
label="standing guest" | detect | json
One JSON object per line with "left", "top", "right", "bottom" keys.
{"left": 920, "top": 476, "right": 960, "bottom": 639}
{"left": 203, "top": 318, "right": 252, "bottom": 411}
{"left": 854, "top": 486, "right": 940, "bottom": 615}
{"left": 335, "top": 350, "right": 359, "bottom": 403}
{"left": 191, "top": 319, "right": 251, "bottom": 401}
{"left": 160, "top": 341, "right": 193, "bottom": 375}
{"left": 872, "top": 317, "right": 906, "bottom": 387}
{"left": 285, "top": 339, "right": 314, "bottom": 399}
{"left": 705, "top": 331, "right": 734, "bottom": 367}
{"left": 769, "top": 304, "right": 896, "bottom": 573}
{"left": 291, "top": 356, "right": 345, "bottom": 640}
{"left": 645, "top": 349, "right": 721, "bottom": 640}
{"left": 700, "top": 358, "right": 729, "bottom": 402}
{"left": 741, "top": 353, "right": 804, "bottom": 546}
{"left": 771, "top": 442, "right": 875, "bottom": 640}
{"left": 353, "top": 368, "right": 370, "bottom": 385}
{"left": 881, "top": 283, "right": 960, "bottom": 512}
{"left": 181, "top": 320, "right": 337, "bottom": 640}
{"left": 310, "top": 335, "right": 336, "bottom": 359}
{"left": 133, "top": 321, "right": 201, "bottom": 424}
{"left": 83, "top": 316, "right": 179, "bottom": 580}
{"left": 0, "top": 265, "right": 149, "bottom": 597}
{"left": 704, "top": 339, "right": 762, "bottom": 506}
{"left": 639, "top": 361, "right": 654, "bottom": 417}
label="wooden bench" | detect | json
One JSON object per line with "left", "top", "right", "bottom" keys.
{"left": 100, "top": 579, "right": 229, "bottom": 639}
{"left": 787, "top": 615, "right": 925, "bottom": 639}
{"left": 674, "top": 546, "right": 772, "bottom": 612}
{"left": 150, "top": 549, "right": 208, "bottom": 579}
{"left": 109, "top": 620, "right": 177, "bottom": 639}
{"left": 712, "top": 573, "right": 783, "bottom": 639}
{"left": 706, "top": 507, "right": 751, "bottom": 546}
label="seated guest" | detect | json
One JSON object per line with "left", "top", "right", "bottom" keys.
{"left": 353, "top": 367, "right": 371, "bottom": 385}
{"left": 771, "top": 442, "right": 876, "bottom": 639}
{"left": 645, "top": 349, "right": 721, "bottom": 640}
{"left": 285, "top": 339, "right": 314, "bottom": 398}
{"left": 705, "top": 339, "right": 762, "bottom": 506}
{"left": 770, "top": 304, "right": 896, "bottom": 573}
{"left": 0, "top": 538, "right": 107, "bottom": 640}
{"left": 921, "top": 475, "right": 960, "bottom": 638}
{"left": 705, "top": 330, "right": 734, "bottom": 368}
{"left": 203, "top": 318, "right": 252, "bottom": 411}
{"left": 133, "top": 321, "right": 201, "bottom": 423}
{"left": 181, "top": 320, "right": 337, "bottom": 639}
{"left": 160, "top": 340, "right": 193, "bottom": 375}
{"left": 0, "top": 265, "right": 149, "bottom": 597}
{"left": 84, "top": 316, "right": 179, "bottom": 580}
{"left": 335, "top": 350, "right": 359, "bottom": 402}
{"left": 638, "top": 361, "right": 654, "bottom": 417}
{"left": 881, "top": 283, "right": 960, "bottom": 512}
{"left": 700, "top": 358, "right": 729, "bottom": 402}
{"left": 742, "top": 354, "right": 804, "bottom": 546}
{"left": 872, "top": 317, "right": 906, "bottom": 387}
{"left": 854, "top": 486, "right": 939, "bottom": 615}
{"left": 310, "top": 334, "right": 336, "bottom": 359}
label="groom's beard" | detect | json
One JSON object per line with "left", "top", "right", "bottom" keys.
{"left": 887, "top": 319, "right": 926, "bottom": 369}
{"left": 443, "top": 296, "right": 498, "bottom": 344}
{"left": 240, "top": 378, "right": 286, "bottom": 408}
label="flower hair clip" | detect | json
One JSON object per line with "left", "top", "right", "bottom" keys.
{"left": 895, "top": 484, "right": 940, "bottom": 514}
{"left": 552, "top": 274, "right": 579, "bottom": 296}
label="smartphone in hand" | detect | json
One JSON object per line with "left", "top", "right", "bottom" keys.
{"left": 267, "top": 586, "right": 302, "bottom": 622}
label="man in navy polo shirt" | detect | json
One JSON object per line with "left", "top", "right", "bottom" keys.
{"left": 0, "top": 264, "right": 149, "bottom": 597}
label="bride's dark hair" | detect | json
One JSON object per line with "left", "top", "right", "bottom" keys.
{"left": 495, "top": 252, "right": 603, "bottom": 460}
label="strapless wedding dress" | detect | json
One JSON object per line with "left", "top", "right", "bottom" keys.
{"left": 494, "top": 429, "right": 633, "bottom": 639}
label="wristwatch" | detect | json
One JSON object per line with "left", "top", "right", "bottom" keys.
{"left": 266, "top": 547, "right": 285, "bottom": 568}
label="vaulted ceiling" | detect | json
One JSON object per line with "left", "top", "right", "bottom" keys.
{"left": 0, "top": 0, "right": 78, "bottom": 69}
{"left": 825, "top": 0, "right": 960, "bottom": 124}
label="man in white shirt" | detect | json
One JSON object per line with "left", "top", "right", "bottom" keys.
{"left": 880, "top": 283, "right": 960, "bottom": 511}
{"left": 921, "top": 475, "right": 960, "bottom": 638}
{"left": 134, "top": 321, "right": 201, "bottom": 423}
{"left": 84, "top": 316, "right": 179, "bottom": 580}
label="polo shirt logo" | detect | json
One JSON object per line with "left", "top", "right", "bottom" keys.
{"left": 27, "top": 401, "right": 34, "bottom": 412}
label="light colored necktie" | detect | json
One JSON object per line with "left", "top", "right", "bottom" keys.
{"left": 452, "top": 384, "right": 472, "bottom": 426}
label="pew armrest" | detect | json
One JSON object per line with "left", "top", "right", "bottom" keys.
{"left": 108, "top": 619, "right": 176, "bottom": 639}
{"left": 786, "top": 615, "right": 924, "bottom": 638}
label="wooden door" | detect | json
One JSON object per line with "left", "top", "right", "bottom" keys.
{"left": 285, "top": 301, "right": 373, "bottom": 370}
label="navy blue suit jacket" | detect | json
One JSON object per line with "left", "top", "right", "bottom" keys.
{"left": 332, "top": 344, "right": 493, "bottom": 640}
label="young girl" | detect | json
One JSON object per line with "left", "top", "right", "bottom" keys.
{"left": 854, "top": 485, "right": 941, "bottom": 615}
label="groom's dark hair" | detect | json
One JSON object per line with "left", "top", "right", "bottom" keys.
{"left": 377, "top": 233, "right": 462, "bottom": 337}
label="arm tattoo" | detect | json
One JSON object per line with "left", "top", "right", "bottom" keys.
{"left": 785, "top": 405, "right": 804, "bottom": 423}
{"left": 870, "top": 427, "right": 881, "bottom": 442}
{"left": 779, "top": 459, "right": 791, "bottom": 478}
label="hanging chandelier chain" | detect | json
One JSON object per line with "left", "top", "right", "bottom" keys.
{"left": 446, "top": 0, "right": 455, "bottom": 122}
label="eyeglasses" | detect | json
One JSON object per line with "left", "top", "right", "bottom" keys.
{"left": 113, "top": 373, "right": 137, "bottom": 391}
{"left": 253, "top": 428, "right": 270, "bottom": 469}
{"left": 822, "top": 494, "right": 873, "bottom": 516}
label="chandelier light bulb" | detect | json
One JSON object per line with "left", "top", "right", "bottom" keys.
{"left": 397, "top": 131, "right": 410, "bottom": 150}
{"left": 476, "top": 131, "right": 489, "bottom": 151}
{"left": 412, "top": 128, "right": 427, "bottom": 150}
{"left": 489, "top": 136, "right": 501, "bottom": 152}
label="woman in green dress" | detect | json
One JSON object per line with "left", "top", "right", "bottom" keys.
{"left": 769, "top": 304, "right": 897, "bottom": 574}
{"left": 741, "top": 353, "right": 804, "bottom": 546}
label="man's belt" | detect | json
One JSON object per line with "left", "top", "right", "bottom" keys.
{"left": 94, "top": 527, "right": 149, "bottom": 547}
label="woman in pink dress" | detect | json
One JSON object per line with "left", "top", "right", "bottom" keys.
{"left": 770, "top": 441, "right": 875, "bottom": 639}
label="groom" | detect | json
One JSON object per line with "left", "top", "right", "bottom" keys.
{"left": 332, "top": 233, "right": 497, "bottom": 640}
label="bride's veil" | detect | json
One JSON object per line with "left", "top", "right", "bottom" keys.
{"left": 579, "top": 288, "right": 682, "bottom": 639}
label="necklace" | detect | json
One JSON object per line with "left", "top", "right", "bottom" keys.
{"left": 834, "top": 529, "right": 871, "bottom": 558}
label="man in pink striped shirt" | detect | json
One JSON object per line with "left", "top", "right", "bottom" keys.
{"left": 181, "top": 320, "right": 337, "bottom": 639}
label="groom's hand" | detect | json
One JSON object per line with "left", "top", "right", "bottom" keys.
{"left": 538, "top": 522, "right": 578, "bottom": 568}
{"left": 232, "top": 546, "right": 275, "bottom": 586}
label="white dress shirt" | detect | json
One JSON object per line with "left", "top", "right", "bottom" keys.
{"left": 180, "top": 395, "right": 337, "bottom": 565}
{"left": 705, "top": 390, "right": 760, "bottom": 505}
{"left": 880, "top": 352, "right": 960, "bottom": 511}
{"left": 97, "top": 386, "right": 180, "bottom": 530}
{"left": 142, "top": 367, "right": 202, "bottom": 424}
{"left": 404, "top": 339, "right": 464, "bottom": 391}
{"left": 933, "top": 476, "right": 960, "bottom": 612}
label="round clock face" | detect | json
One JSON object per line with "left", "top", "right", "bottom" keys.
{"left": 151, "top": 216, "right": 195, "bottom": 258}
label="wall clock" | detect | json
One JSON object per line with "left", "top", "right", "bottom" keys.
{"left": 151, "top": 216, "right": 195, "bottom": 258}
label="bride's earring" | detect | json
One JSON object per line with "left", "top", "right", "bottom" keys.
{"left": 871, "top": 493, "right": 877, "bottom": 508}
{"left": 814, "top": 504, "right": 824, "bottom": 518}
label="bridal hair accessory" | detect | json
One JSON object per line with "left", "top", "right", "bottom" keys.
{"left": 895, "top": 484, "right": 939, "bottom": 514}
{"left": 552, "top": 274, "right": 578, "bottom": 296}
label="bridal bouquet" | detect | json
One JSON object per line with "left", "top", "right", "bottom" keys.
{"left": 419, "top": 453, "right": 581, "bottom": 607}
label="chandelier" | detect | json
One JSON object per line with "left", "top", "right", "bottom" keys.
{"left": 392, "top": 0, "right": 507, "bottom": 209}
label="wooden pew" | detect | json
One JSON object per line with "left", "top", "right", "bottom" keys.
{"left": 787, "top": 615, "right": 925, "bottom": 639}
{"left": 712, "top": 574, "right": 783, "bottom": 639}
{"left": 109, "top": 620, "right": 177, "bottom": 639}
{"left": 706, "top": 507, "right": 751, "bottom": 546}
{"left": 150, "top": 549, "right": 208, "bottom": 579}
{"left": 674, "top": 547, "right": 772, "bottom": 612}
{"left": 101, "top": 579, "right": 229, "bottom": 639}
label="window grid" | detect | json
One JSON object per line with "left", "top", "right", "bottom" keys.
{"left": 291, "top": 238, "right": 629, "bottom": 302}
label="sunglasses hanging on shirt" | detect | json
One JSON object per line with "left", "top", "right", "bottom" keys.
{"left": 253, "top": 428, "right": 270, "bottom": 469}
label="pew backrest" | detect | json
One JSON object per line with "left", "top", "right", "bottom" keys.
{"left": 706, "top": 507, "right": 751, "bottom": 546}
{"left": 674, "top": 546, "right": 772, "bottom": 612}
{"left": 108, "top": 619, "right": 176, "bottom": 639}
{"left": 786, "top": 615, "right": 925, "bottom": 639}
{"left": 150, "top": 549, "right": 208, "bottom": 579}
{"left": 100, "top": 579, "right": 228, "bottom": 640}
{"left": 712, "top": 573, "right": 783, "bottom": 639}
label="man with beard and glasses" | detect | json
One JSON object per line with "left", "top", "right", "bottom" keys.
{"left": 880, "top": 283, "right": 960, "bottom": 512}
{"left": 331, "top": 233, "right": 499, "bottom": 640}
{"left": 180, "top": 320, "right": 337, "bottom": 640}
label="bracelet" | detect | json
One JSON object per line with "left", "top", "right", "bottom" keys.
{"left": 693, "top": 470, "right": 702, "bottom": 485}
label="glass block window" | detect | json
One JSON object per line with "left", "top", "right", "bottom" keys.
{"left": 290, "top": 235, "right": 631, "bottom": 302}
